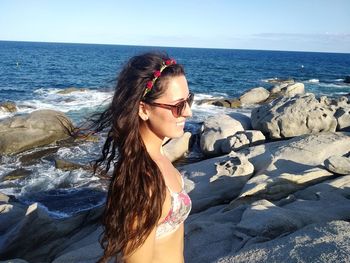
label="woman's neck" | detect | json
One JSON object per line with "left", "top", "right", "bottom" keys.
{"left": 139, "top": 123, "right": 164, "bottom": 159}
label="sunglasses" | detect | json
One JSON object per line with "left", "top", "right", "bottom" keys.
{"left": 146, "top": 92, "right": 194, "bottom": 118}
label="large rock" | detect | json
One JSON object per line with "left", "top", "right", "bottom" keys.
{"left": 0, "top": 110, "right": 73, "bottom": 155}
{"left": 324, "top": 155, "right": 350, "bottom": 175}
{"left": 185, "top": 174, "right": 350, "bottom": 263}
{"left": 0, "top": 200, "right": 103, "bottom": 262}
{"left": 200, "top": 115, "right": 244, "bottom": 156}
{"left": 216, "top": 220, "right": 350, "bottom": 263}
{"left": 226, "top": 132, "right": 350, "bottom": 209}
{"left": 221, "top": 130, "right": 265, "bottom": 153}
{"left": 163, "top": 132, "right": 191, "bottom": 162}
{"left": 0, "top": 101, "right": 17, "bottom": 113}
{"left": 251, "top": 94, "right": 337, "bottom": 139}
{"left": 181, "top": 153, "right": 253, "bottom": 213}
{"left": 239, "top": 87, "right": 270, "bottom": 105}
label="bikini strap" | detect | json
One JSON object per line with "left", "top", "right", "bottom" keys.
{"left": 165, "top": 174, "right": 184, "bottom": 193}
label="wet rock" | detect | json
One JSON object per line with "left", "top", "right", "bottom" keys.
{"left": 344, "top": 76, "right": 350, "bottom": 84}
{"left": 2, "top": 168, "right": 32, "bottom": 181}
{"left": 19, "top": 147, "right": 60, "bottom": 165}
{"left": 197, "top": 98, "right": 241, "bottom": 108}
{"left": 56, "top": 87, "right": 88, "bottom": 94}
{"left": 0, "top": 101, "right": 17, "bottom": 113}
{"left": 0, "top": 110, "right": 73, "bottom": 155}
{"left": 54, "top": 158, "right": 89, "bottom": 171}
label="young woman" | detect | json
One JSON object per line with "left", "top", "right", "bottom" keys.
{"left": 92, "top": 52, "right": 193, "bottom": 263}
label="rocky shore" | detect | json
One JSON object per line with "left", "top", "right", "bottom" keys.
{"left": 1, "top": 82, "right": 350, "bottom": 262}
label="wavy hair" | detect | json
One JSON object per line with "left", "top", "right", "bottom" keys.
{"left": 88, "top": 52, "right": 185, "bottom": 262}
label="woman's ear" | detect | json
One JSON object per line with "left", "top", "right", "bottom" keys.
{"left": 138, "top": 101, "right": 149, "bottom": 121}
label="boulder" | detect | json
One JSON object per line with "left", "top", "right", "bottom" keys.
{"left": 185, "top": 174, "right": 350, "bottom": 263}
{"left": 282, "top": 82, "right": 305, "bottom": 96}
{"left": 56, "top": 87, "right": 88, "bottom": 94}
{"left": 0, "top": 101, "right": 17, "bottom": 113}
{"left": 239, "top": 87, "right": 270, "bottom": 105}
{"left": 221, "top": 130, "right": 265, "bottom": 154}
{"left": 251, "top": 94, "right": 337, "bottom": 139}
{"left": 2, "top": 168, "right": 32, "bottom": 181}
{"left": 226, "top": 132, "right": 350, "bottom": 209}
{"left": 200, "top": 115, "right": 244, "bottom": 156}
{"left": 324, "top": 155, "right": 350, "bottom": 175}
{"left": 0, "top": 200, "right": 103, "bottom": 262}
{"left": 0, "top": 110, "right": 73, "bottom": 155}
{"left": 216, "top": 221, "right": 350, "bottom": 263}
{"left": 163, "top": 132, "right": 191, "bottom": 162}
{"left": 197, "top": 99, "right": 241, "bottom": 108}
{"left": 334, "top": 107, "right": 350, "bottom": 130}
{"left": 182, "top": 153, "right": 253, "bottom": 213}
{"left": 344, "top": 76, "right": 350, "bottom": 84}
{"left": 54, "top": 158, "right": 89, "bottom": 171}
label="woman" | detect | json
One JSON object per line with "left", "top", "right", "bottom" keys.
{"left": 92, "top": 52, "right": 193, "bottom": 263}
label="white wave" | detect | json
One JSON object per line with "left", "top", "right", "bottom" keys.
{"left": 308, "top": 79, "right": 319, "bottom": 83}
{"left": 189, "top": 102, "right": 252, "bottom": 123}
{"left": 335, "top": 79, "right": 344, "bottom": 82}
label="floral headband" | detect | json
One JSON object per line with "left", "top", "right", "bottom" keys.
{"left": 142, "top": 59, "right": 177, "bottom": 97}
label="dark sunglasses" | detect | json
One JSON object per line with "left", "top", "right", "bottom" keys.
{"left": 146, "top": 92, "right": 194, "bottom": 118}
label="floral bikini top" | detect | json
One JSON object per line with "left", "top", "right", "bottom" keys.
{"left": 156, "top": 174, "right": 192, "bottom": 239}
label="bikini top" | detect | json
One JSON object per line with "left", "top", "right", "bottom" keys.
{"left": 155, "top": 174, "right": 192, "bottom": 239}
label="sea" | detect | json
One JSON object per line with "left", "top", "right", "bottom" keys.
{"left": 0, "top": 40, "right": 349, "bottom": 217}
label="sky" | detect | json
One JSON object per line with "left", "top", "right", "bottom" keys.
{"left": 1, "top": 0, "right": 350, "bottom": 53}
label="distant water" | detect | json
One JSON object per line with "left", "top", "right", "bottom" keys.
{"left": 0, "top": 41, "right": 349, "bottom": 217}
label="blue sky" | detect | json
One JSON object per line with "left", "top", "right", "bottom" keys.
{"left": 1, "top": 0, "right": 349, "bottom": 53}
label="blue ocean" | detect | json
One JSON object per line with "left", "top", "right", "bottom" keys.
{"left": 0, "top": 41, "right": 349, "bottom": 217}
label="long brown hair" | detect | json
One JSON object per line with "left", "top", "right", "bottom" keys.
{"left": 89, "top": 52, "right": 185, "bottom": 262}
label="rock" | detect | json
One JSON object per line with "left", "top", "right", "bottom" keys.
{"left": 334, "top": 107, "right": 350, "bottom": 130}
{"left": 251, "top": 94, "right": 337, "bottom": 139}
{"left": 2, "top": 168, "right": 32, "bottom": 181}
{"left": 227, "top": 112, "right": 252, "bottom": 130}
{"left": 182, "top": 153, "right": 253, "bottom": 213}
{"left": 344, "top": 76, "right": 350, "bottom": 84}
{"left": 266, "top": 78, "right": 294, "bottom": 85}
{"left": 239, "top": 87, "right": 270, "bottom": 105}
{"left": 52, "top": 227, "right": 103, "bottom": 263}
{"left": 163, "top": 132, "right": 191, "bottom": 162}
{"left": 221, "top": 130, "right": 265, "bottom": 154}
{"left": 324, "top": 155, "right": 350, "bottom": 175}
{"left": 216, "top": 221, "right": 350, "bottom": 263}
{"left": 185, "top": 174, "right": 350, "bottom": 263}
{"left": 19, "top": 147, "right": 60, "bottom": 165}
{"left": 0, "top": 110, "right": 73, "bottom": 155}
{"left": 226, "top": 132, "right": 350, "bottom": 209}
{"left": 0, "top": 192, "right": 10, "bottom": 203}
{"left": 56, "top": 87, "right": 88, "bottom": 94}
{"left": 200, "top": 115, "right": 244, "bottom": 156}
{"left": 0, "top": 101, "right": 17, "bottom": 113}
{"left": 282, "top": 82, "right": 305, "bottom": 96}
{"left": 197, "top": 98, "right": 241, "bottom": 109}
{"left": 221, "top": 133, "right": 250, "bottom": 153}
{"left": 54, "top": 158, "right": 89, "bottom": 171}
{"left": 0, "top": 200, "right": 103, "bottom": 262}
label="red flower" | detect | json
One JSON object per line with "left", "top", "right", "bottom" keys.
{"left": 154, "top": 70, "right": 161, "bottom": 78}
{"left": 165, "top": 59, "right": 176, "bottom": 65}
{"left": 146, "top": 81, "right": 153, "bottom": 89}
